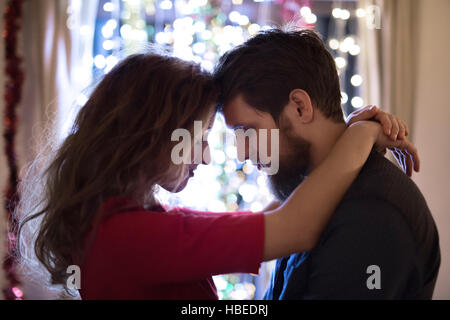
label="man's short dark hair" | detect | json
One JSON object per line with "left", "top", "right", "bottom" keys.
{"left": 214, "top": 28, "right": 344, "bottom": 123}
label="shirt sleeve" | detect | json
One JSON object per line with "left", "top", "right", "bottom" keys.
{"left": 98, "top": 208, "right": 265, "bottom": 284}
{"left": 303, "top": 198, "right": 417, "bottom": 299}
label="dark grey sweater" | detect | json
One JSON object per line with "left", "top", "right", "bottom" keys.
{"left": 264, "top": 151, "right": 441, "bottom": 300}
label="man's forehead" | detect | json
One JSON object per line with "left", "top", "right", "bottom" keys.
{"left": 222, "top": 95, "right": 254, "bottom": 125}
{"left": 222, "top": 106, "right": 246, "bottom": 128}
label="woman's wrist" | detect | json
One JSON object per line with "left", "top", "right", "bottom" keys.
{"left": 348, "top": 120, "right": 381, "bottom": 146}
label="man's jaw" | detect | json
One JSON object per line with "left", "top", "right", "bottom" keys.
{"left": 266, "top": 137, "right": 312, "bottom": 201}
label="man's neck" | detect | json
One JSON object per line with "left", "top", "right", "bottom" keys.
{"left": 308, "top": 120, "right": 347, "bottom": 172}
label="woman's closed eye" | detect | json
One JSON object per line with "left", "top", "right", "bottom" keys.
{"left": 233, "top": 125, "right": 248, "bottom": 132}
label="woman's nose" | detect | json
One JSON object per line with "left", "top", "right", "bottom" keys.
{"left": 202, "top": 140, "right": 211, "bottom": 165}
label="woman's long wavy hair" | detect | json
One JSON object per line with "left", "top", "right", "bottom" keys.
{"left": 16, "top": 52, "right": 218, "bottom": 295}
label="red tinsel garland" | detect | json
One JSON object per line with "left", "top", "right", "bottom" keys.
{"left": 2, "top": 0, "right": 24, "bottom": 300}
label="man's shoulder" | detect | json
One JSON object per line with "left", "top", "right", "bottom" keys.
{"left": 343, "top": 151, "right": 426, "bottom": 205}
{"left": 338, "top": 152, "right": 434, "bottom": 234}
{"left": 321, "top": 152, "right": 440, "bottom": 290}
{"left": 319, "top": 151, "right": 435, "bottom": 254}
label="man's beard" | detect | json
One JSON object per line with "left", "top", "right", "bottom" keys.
{"left": 268, "top": 135, "right": 311, "bottom": 201}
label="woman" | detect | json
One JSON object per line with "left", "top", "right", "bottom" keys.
{"left": 17, "top": 53, "right": 418, "bottom": 299}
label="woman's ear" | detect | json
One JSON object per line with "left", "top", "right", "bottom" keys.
{"left": 289, "top": 89, "right": 314, "bottom": 123}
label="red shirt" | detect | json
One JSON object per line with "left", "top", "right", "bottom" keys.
{"left": 79, "top": 197, "right": 265, "bottom": 300}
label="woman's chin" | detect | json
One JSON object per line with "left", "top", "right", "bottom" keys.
{"left": 164, "top": 170, "right": 195, "bottom": 193}
{"left": 172, "top": 176, "right": 190, "bottom": 193}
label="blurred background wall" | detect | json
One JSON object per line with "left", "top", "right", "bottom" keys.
{"left": 412, "top": 0, "right": 450, "bottom": 300}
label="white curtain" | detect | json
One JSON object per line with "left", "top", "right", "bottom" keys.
{"left": 358, "top": 0, "right": 420, "bottom": 139}
{"left": 0, "top": 0, "right": 98, "bottom": 299}
{"left": 19, "top": 0, "right": 99, "bottom": 171}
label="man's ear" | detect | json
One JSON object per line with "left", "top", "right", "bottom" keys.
{"left": 289, "top": 89, "right": 314, "bottom": 124}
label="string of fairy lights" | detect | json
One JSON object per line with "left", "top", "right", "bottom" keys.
{"left": 327, "top": 5, "right": 366, "bottom": 112}
{"left": 64, "top": 0, "right": 371, "bottom": 300}
{"left": 75, "top": 0, "right": 368, "bottom": 117}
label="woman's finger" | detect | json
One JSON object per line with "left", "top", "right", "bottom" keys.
{"left": 397, "top": 119, "right": 407, "bottom": 140}
{"left": 400, "top": 139, "right": 420, "bottom": 172}
{"left": 375, "top": 111, "right": 392, "bottom": 136}
{"left": 389, "top": 115, "right": 400, "bottom": 141}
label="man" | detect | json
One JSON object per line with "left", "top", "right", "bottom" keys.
{"left": 213, "top": 29, "right": 440, "bottom": 299}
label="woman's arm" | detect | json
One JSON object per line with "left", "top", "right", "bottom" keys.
{"left": 262, "top": 120, "right": 418, "bottom": 261}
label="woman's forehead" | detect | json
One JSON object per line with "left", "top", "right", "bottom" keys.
{"left": 207, "top": 111, "right": 217, "bottom": 127}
